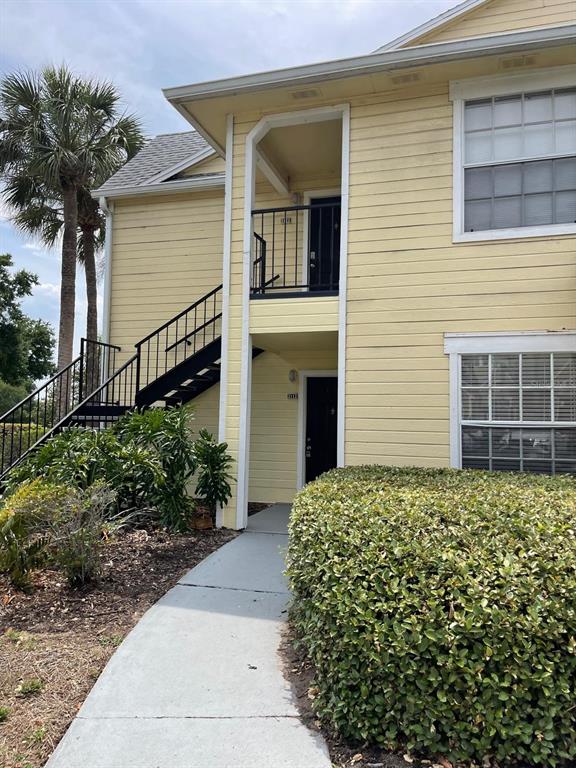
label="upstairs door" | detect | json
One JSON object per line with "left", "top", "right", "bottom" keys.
{"left": 308, "top": 196, "right": 341, "bottom": 292}
{"left": 305, "top": 376, "right": 338, "bottom": 483}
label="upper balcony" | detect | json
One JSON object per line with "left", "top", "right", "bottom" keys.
{"left": 251, "top": 198, "right": 341, "bottom": 298}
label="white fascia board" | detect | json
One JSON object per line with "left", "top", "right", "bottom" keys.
{"left": 146, "top": 146, "right": 217, "bottom": 185}
{"left": 172, "top": 101, "right": 226, "bottom": 157}
{"left": 93, "top": 174, "right": 225, "bottom": 200}
{"left": 374, "top": 0, "right": 489, "bottom": 53}
{"left": 444, "top": 330, "right": 576, "bottom": 355}
{"left": 163, "top": 25, "right": 575, "bottom": 105}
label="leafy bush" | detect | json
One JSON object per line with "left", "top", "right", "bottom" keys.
{"left": 287, "top": 466, "right": 576, "bottom": 766}
{"left": 0, "top": 478, "right": 66, "bottom": 588}
{"left": 193, "top": 429, "right": 233, "bottom": 519}
{"left": 0, "top": 478, "right": 116, "bottom": 588}
{"left": 4, "top": 428, "right": 164, "bottom": 516}
{"left": 47, "top": 481, "right": 116, "bottom": 587}
{"left": 115, "top": 407, "right": 196, "bottom": 531}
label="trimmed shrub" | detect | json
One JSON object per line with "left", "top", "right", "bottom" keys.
{"left": 287, "top": 466, "right": 576, "bottom": 766}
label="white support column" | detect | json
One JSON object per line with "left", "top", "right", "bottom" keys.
{"left": 217, "top": 114, "right": 235, "bottom": 528}
{"left": 337, "top": 104, "right": 350, "bottom": 467}
{"left": 235, "top": 126, "right": 257, "bottom": 530}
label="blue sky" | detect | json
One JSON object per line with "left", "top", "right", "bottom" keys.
{"left": 0, "top": 0, "right": 460, "bottom": 356}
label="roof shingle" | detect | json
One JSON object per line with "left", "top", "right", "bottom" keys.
{"left": 97, "top": 131, "right": 212, "bottom": 193}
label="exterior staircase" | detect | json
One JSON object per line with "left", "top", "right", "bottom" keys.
{"left": 0, "top": 284, "right": 255, "bottom": 481}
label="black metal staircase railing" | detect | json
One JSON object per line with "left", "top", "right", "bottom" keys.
{"left": 135, "top": 285, "right": 223, "bottom": 393}
{"left": 0, "top": 339, "right": 120, "bottom": 476}
{"left": 0, "top": 284, "right": 226, "bottom": 481}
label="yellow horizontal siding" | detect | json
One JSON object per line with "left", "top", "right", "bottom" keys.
{"left": 345, "top": 71, "right": 576, "bottom": 471}
{"left": 410, "top": 0, "right": 576, "bottom": 45}
{"left": 250, "top": 297, "right": 338, "bottom": 334}
{"left": 109, "top": 189, "right": 224, "bottom": 363}
{"left": 249, "top": 349, "right": 338, "bottom": 504}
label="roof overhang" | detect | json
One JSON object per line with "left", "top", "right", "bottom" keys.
{"left": 164, "top": 24, "right": 576, "bottom": 152}
{"left": 94, "top": 173, "right": 225, "bottom": 201}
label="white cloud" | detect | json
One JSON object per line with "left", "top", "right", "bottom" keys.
{"left": 34, "top": 282, "right": 60, "bottom": 299}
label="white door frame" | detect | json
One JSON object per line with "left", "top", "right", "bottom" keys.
{"left": 297, "top": 370, "right": 338, "bottom": 491}
{"left": 301, "top": 188, "right": 342, "bottom": 291}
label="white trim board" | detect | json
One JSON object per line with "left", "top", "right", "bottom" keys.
{"left": 445, "top": 330, "right": 576, "bottom": 354}
{"left": 93, "top": 174, "right": 225, "bottom": 200}
{"left": 99, "top": 197, "right": 114, "bottom": 345}
{"left": 374, "top": 0, "right": 489, "bottom": 53}
{"left": 146, "top": 145, "right": 216, "bottom": 185}
{"left": 297, "top": 370, "right": 339, "bottom": 491}
{"left": 217, "top": 114, "right": 235, "bottom": 528}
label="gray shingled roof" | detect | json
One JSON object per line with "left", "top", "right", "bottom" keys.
{"left": 97, "top": 131, "right": 212, "bottom": 193}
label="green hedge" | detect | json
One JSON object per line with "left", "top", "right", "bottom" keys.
{"left": 287, "top": 466, "right": 576, "bottom": 766}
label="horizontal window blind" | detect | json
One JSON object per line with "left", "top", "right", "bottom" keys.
{"left": 460, "top": 352, "right": 576, "bottom": 475}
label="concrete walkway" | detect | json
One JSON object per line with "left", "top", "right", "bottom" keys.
{"left": 46, "top": 504, "right": 331, "bottom": 768}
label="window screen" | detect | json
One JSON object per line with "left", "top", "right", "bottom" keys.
{"left": 460, "top": 352, "right": 576, "bottom": 474}
{"left": 463, "top": 89, "right": 576, "bottom": 232}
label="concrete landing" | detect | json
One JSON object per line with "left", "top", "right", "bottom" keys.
{"left": 46, "top": 505, "right": 330, "bottom": 768}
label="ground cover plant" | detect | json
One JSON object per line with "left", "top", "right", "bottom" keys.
{"left": 0, "top": 526, "right": 235, "bottom": 768}
{"left": 287, "top": 466, "right": 576, "bottom": 767}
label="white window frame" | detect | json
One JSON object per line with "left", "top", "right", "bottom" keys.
{"left": 444, "top": 331, "right": 576, "bottom": 469}
{"left": 450, "top": 66, "right": 576, "bottom": 243}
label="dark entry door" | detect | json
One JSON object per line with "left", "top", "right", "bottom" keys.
{"left": 308, "top": 196, "right": 341, "bottom": 292}
{"left": 305, "top": 376, "right": 338, "bottom": 483}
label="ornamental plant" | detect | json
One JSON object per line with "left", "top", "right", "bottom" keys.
{"left": 287, "top": 466, "right": 576, "bottom": 766}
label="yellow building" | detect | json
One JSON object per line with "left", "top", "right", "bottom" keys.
{"left": 94, "top": 0, "right": 576, "bottom": 528}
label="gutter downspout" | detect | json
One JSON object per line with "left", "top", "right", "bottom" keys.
{"left": 99, "top": 196, "right": 114, "bottom": 345}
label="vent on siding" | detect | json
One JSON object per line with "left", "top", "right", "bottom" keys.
{"left": 291, "top": 89, "right": 321, "bottom": 100}
{"left": 499, "top": 55, "right": 538, "bottom": 70}
{"left": 390, "top": 72, "right": 422, "bottom": 85}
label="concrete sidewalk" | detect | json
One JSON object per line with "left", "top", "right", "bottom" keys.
{"left": 46, "top": 504, "right": 330, "bottom": 768}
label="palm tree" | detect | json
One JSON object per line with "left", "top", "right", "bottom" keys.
{"left": 11, "top": 184, "right": 106, "bottom": 392}
{"left": 0, "top": 66, "right": 143, "bottom": 372}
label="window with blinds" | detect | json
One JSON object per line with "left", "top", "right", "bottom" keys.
{"left": 463, "top": 89, "right": 576, "bottom": 232}
{"left": 460, "top": 352, "right": 576, "bottom": 474}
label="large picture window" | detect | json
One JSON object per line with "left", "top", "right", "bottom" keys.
{"left": 451, "top": 71, "right": 576, "bottom": 241}
{"left": 460, "top": 351, "right": 576, "bottom": 475}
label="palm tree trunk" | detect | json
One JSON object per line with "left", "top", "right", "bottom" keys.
{"left": 57, "top": 183, "right": 78, "bottom": 417}
{"left": 82, "top": 226, "right": 99, "bottom": 395}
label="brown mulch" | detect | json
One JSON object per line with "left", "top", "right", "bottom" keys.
{"left": 280, "top": 625, "right": 436, "bottom": 768}
{"left": 0, "top": 526, "right": 235, "bottom": 768}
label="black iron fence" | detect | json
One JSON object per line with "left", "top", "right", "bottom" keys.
{"left": 251, "top": 201, "right": 341, "bottom": 296}
{"left": 0, "top": 339, "right": 120, "bottom": 475}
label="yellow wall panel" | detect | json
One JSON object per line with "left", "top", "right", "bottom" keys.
{"left": 407, "top": 0, "right": 576, "bottom": 46}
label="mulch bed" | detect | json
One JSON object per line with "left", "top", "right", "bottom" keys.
{"left": 0, "top": 526, "right": 235, "bottom": 768}
{"left": 281, "top": 625, "right": 445, "bottom": 768}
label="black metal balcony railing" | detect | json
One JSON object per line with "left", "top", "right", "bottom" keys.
{"left": 251, "top": 202, "right": 341, "bottom": 296}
